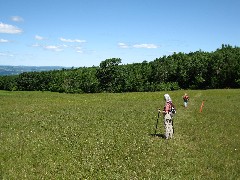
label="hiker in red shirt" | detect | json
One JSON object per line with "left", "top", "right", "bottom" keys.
{"left": 183, "top": 93, "right": 189, "bottom": 108}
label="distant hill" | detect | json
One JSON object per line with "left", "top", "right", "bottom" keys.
{"left": 0, "top": 66, "right": 68, "bottom": 76}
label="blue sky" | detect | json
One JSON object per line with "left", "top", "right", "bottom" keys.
{"left": 0, "top": 0, "right": 239, "bottom": 67}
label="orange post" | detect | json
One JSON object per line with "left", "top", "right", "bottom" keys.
{"left": 199, "top": 101, "right": 204, "bottom": 112}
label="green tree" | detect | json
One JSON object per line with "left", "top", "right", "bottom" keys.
{"left": 96, "top": 58, "right": 122, "bottom": 92}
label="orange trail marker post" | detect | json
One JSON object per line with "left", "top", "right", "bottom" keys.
{"left": 199, "top": 101, "right": 204, "bottom": 112}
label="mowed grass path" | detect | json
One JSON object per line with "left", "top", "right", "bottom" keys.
{"left": 0, "top": 89, "right": 239, "bottom": 179}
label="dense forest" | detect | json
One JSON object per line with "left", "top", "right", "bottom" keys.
{"left": 0, "top": 44, "right": 239, "bottom": 93}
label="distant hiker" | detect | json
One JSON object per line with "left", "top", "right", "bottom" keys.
{"left": 183, "top": 93, "right": 189, "bottom": 108}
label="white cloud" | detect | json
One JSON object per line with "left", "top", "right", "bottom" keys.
{"left": 61, "top": 44, "right": 68, "bottom": 48}
{"left": 35, "top": 35, "right": 44, "bottom": 40}
{"left": 119, "top": 42, "right": 159, "bottom": 49}
{"left": 0, "top": 52, "right": 6, "bottom": 56}
{"left": 133, "top": 44, "right": 158, "bottom": 49}
{"left": 76, "top": 50, "right": 83, "bottom": 53}
{"left": 0, "top": 39, "right": 10, "bottom": 43}
{"left": 75, "top": 47, "right": 83, "bottom": 53}
{"left": 44, "top": 45, "right": 63, "bottom": 52}
{"left": 76, "top": 46, "right": 82, "bottom": 50}
{"left": 0, "top": 22, "right": 22, "bottom": 34}
{"left": 0, "top": 52, "right": 14, "bottom": 57}
{"left": 32, "top": 43, "right": 67, "bottom": 52}
{"left": 118, "top": 42, "right": 129, "bottom": 48}
{"left": 60, "top": 37, "right": 86, "bottom": 43}
{"left": 11, "top": 16, "right": 24, "bottom": 22}
{"left": 32, "top": 43, "right": 40, "bottom": 47}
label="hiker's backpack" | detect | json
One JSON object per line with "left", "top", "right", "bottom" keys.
{"left": 171, "top": 106, "right": 176, "bottom": 114}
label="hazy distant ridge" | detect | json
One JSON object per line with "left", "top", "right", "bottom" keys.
{"left": 0, "top": 66, "right": 66, "bottom": 76}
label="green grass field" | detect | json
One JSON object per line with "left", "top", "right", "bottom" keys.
{"left": 1, "top": 89, "right": 240, "bottom": 179}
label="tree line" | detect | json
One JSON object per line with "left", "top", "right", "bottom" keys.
{"left": 0, "top": 44, "right": 239, "bottom": 93}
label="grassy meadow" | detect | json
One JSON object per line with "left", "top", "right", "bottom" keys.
{"left": 0, "top": 89, "right": 240, "bottom": 179}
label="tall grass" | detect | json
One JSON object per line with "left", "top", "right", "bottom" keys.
{"left": 0, "top": 89, "right": 239, "bottom": 179}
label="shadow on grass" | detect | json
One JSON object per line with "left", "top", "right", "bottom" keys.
{"left": 150, "top": 133, "right": 166, "bottom": 139}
